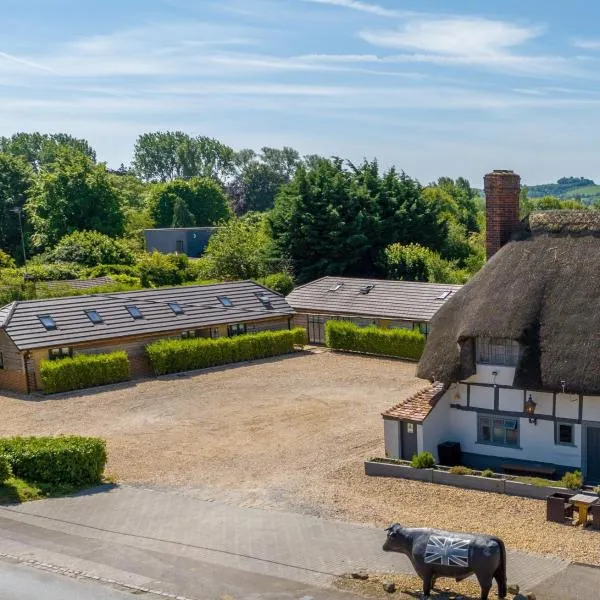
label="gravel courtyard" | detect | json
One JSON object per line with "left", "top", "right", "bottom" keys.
{"left": 0, "top": 350, "right": 598, "bottom": 565}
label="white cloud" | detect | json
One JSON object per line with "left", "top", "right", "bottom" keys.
{"left": 0, "top": 51, "right": 56, "bottom": 74}
{"left": 359, "top": 17, "right": 570, "bottom": 75}
{"left": 573, "top": 38, "right": 600, "bottom": 50}
{"left": 302, "top": 0, "right": 410, "bottom": 18}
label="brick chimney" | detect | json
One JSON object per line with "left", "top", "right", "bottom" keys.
{"left": 484, "top": 170, "right": 521, "bottom": 260}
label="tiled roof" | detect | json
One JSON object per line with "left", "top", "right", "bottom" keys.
{"left": 0, "top": 281, "right": 294, "bottom": 351}
{"left": 382, "top": 382, "right": 446, "bottom": 423}
{"left": 286, "top": 277, "right": 461, "bottom": 322}
{"left": 39, "top": 276, "right": 114, "bottom": 290}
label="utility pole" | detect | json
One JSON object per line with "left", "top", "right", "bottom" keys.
{"left": 9, "top": 204, "right": 26, "bottom": 265}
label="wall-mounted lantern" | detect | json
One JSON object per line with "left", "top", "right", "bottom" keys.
{"left": 525, "top": 394, "right": 537, "bottom": 425}
{"left": 491, "top": 370, "right": 498, "bottom": 387}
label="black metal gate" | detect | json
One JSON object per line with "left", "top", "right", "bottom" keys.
{"left": 587, "top": 426, "right": 600, "bottom": 482}
{"left": 307, "top": 315, "right": 326, "bottom": 344}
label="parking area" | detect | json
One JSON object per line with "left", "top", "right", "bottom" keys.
{"left": 0, "top": 350, "right": 598, "bottom": 565}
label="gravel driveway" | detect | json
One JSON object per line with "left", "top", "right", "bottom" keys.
{"left": 0, "top": 350, "right": 598, "bottom": 565}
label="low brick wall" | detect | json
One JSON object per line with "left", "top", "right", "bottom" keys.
{"left": 364, "top": 460, "right": 579, "bottom": 500}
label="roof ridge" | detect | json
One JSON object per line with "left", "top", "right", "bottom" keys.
{"left": 0, "top": 301, "right": 18, "bottom": 329}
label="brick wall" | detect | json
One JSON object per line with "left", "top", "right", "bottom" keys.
{"left": 484, "top": 170, "right": 521, "bottom": 260}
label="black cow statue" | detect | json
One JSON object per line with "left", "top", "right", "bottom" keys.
{"left": 383, "top": 524, "right": 506, "bottom": 600}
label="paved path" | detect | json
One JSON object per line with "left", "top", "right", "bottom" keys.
{"left": 0, "top": 485, "right": 587, "bottom": 598}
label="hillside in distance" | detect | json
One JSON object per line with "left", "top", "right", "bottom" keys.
{"left": 526, "top": 177, "right": 600, "bottom": 204}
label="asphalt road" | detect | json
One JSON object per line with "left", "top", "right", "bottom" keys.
{"left": 0, "top": 561, "right": 140, "bottom": 600}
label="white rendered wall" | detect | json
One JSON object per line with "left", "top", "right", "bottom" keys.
{"left": 527, "top": 391, "right": 553, "bottom": 416}
{"left": 582, "top": 397, "right": 600, "bottom": 422}
{"left": 499, "top": 388, "right": 523, "bottom": 412}
{"left": 469, "top": 386, "right": 494, "bottom": 410}
{"left": 465, "top": 364, "right": 516, "bottom": 387}
{"left": 384, "top": 419, "right": 400, "bottom": 459}
{"left": 421, "top": 391, "right": 453, "bottom": 460}
{"left": 448, "top": 409, "right": 581, "bottom": 467}
{"left": 556, "top": 393, "right": 580, "bottom": 420}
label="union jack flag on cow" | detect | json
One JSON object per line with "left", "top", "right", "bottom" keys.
{"left": 424, "top": 535, "right": 470, "bottom": 567}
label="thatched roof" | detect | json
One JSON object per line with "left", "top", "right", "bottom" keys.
{"left": 417, "top": 211, "right": 600, "bottom": 394}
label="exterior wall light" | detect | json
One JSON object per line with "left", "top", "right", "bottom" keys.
{"left": 491, "top": 370, "right": 498, "bottom": 387}
{"left": 525, "top": 394, "right": 537, "bottom": 425}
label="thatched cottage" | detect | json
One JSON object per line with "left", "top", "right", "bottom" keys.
{"left": 383, "top": 170, "right": 600, "bottom": 482}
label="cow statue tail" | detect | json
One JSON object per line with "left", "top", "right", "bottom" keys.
{"left": 491, "top": 537, "right": 507, "bottom": 598}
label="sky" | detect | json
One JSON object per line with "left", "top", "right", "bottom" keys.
{"left": 1, "top": 0, "right": 600, "bottom": 185}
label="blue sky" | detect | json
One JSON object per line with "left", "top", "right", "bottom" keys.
{"left": 1, "top": 0, "right": 600, "bottom": 185}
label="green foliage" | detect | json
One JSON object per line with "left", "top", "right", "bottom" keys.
{"left": 449, "top": 465, "right": 474, "bottom": 475}
{"left": 269, "top": 159, "right": 448, "bottom": 283}
{"left": 27, "top": 147, "right": 125, "bottom": 249}
{"left": 0, "top": 250, "right": 15, "bottom": 269}
{"left": 0, "top": 454, "right": 12, "bottom": 484}
{"left": 481, "top": 469, "right": 495, "bottom": 478}
{"left": 258, "top": 272, "right": 295, "bottom": 296}
{"left": 24, "top": 262, "right": 83, "bottom": 281}
{"left": 593, "top": 485, "right": 600, "bottom": 496}
{"left": 202, "top": 213, "right": 274, "bottom": 280}
{"left": 325, "top": 320, "right": 426, "bottom": 360}
{"left": 146, "top": 328, "right": 307, "bottom": 375}
{"left": 40, "top": 351, "right": 130, "bottom": 394}
{"left": 383, "top": 243, "right": 467, "bottom": 284}
{"left": 137, "top": 251, "right": 193, "bottom": 287}
{"left": 561, "top": 470, "right": 583, "bottom": 490}
{"left": 49, "top": 231, "right": 135, "bottom": 267}
{"left": 171, "top": 197, "right": 195, "bottom": 227}
{"left": 0, "top": 132, "right": 96, "bottom": 170}
{"left": 527, "top": 177, "right": 596, "bottom": 200}
{"left": 0, "top": 436, "right": 106, "bottom": 486}
{"left": 411, "top": 452, "right": 435, "bottom": 469}
{"left": 146, "top": 177, "right": 230, "bottom": 228}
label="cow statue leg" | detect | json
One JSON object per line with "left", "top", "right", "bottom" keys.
{"left": 421, "top": 568, "right": 434, "bottom": 599}
{"left": 475, "top": 572, "right": 493, "bottom": 600}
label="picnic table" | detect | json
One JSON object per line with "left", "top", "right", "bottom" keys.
{"left": 568, "top": 494, "right": 599, "bottom": 526}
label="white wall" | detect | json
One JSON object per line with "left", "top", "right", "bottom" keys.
{"left": 421, "top": 391, "right": 453, "bottom": 460}
{"left": 527, "top": 391, "right": 553, "bottom": 416}
{"left": 384, "top": 419, "right": 400, "bottom": 459}
{"left": 583, "top": 396, "right": 600, "bottom": 422}
{"left": 556, "top": 393, "right": 580, "bottom": 420}
{"left": 469, "top": 386, "right": 494, "bottom": 410}
{"left": 448, "top": 409, "right": 581, "bottom": 467}
{"left": 465, "top": 364, "right": 516, "bottom": 387}
{"left": 499, "top": 387, "right": 523, "bottom": 412}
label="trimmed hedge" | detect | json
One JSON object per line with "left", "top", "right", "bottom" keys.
{"left": 0, "top": 454, "right": 12, "bottom": 483}
{"left": 147, "top": 328, "right": 307, "bottom": 376}
{"left": 0, "top": 436, "right": 107, "bottom": 486}
{"left": 40, "top": 351, "right": 130, "bottom": 394}
{"left": 325, "top": 320, "right": 425, "bottom": 360}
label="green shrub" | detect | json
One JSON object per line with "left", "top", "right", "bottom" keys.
{"left": 561, "top": 470, "right": 583, "bottom": 490}
{"left": 481, "top": 468, "right": 494, "bottom": 478}
{"left": 0, "top": 436, "right": 106, "bottom": 486}
{"left": 449, "top": 465, "right": 473, "bottom": 475}
{"left": 137, "top": 251, "right": 191, "bottom": 287}
{"left": 146, "top": 328, "right": 306, "bottom": 376}
{"left": 325, "top": 320, "right": 425, "bottom": 360}
{"left": 40, "top": 351, "right": 130, "bottom": 394}
{"left": 86, "top": 264, "right": 141, "bottom": 278}
{"left": 258, "top": 273, "right": 295, "bottom": 296}
{"left": 24, "top": 262, "right": 83, "bottom": 281}
{"left": 49, "top": 231, "right": 135, "bottom": 267}
{"left": 411, "top": 451, "right": 435, "bottom": 469}
{"left": 0, "top": 454, "right": 12, "bottom": 483}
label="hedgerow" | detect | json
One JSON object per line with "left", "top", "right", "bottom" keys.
{"left": 0, "top": 454, "right": 12, "bottom": 483}
{"left": 0, "top": 436, "right": 106, "bottom": 486}
{"left": 325, "top": 320, "right": 425, "bottom": 360}
{"left": 40, "top": 351, "right": 130, "bottom": 394}
{"left": 146, "top": 327, "right": 307, "bottom": 375}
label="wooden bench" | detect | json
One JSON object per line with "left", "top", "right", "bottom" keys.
{"left": 501, "top": 463, "right": 556, "bottom": 478}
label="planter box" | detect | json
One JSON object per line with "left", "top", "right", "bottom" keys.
{"left": 504, "top": 480, "right": 571, "bottom": 500}
{"left": 432, "top": 470, "right": 506, "bottom": 494}
{"left": 365, "top": 461, "right": 433, "bottom": 482}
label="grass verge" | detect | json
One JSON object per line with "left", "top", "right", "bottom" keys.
{"left": 0, "top": 476, "right": 95, "bottom": 504}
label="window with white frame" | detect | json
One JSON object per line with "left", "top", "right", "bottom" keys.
{"left": 476, "top": 338, "right": 520, "bottom": 366}
{"left": 48, "top": 347, "right": 72, "bottom": 361}
{"left": 478, "top": 414, "right": 519, "bottom": 447}
{"left": 228, "top": 323, "right": 247, "bottom": 337}
{"left": 556, "top": 422, "right": 574, "bottom": 445}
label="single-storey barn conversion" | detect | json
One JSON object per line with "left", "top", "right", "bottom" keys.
{"left": 286, "top": 277, "right": 461, "bottom": 344}
{"left": 0, "top": 281, "right": 294, "bottom": 393}
{"left": 383, "top": 170, "right": 600, "bottom": 482}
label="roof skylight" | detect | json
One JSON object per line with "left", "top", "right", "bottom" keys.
{"left": 359, "top": 284, "right": 375, "bottom": 295}
{"left": 218, "top": 296, "right": 233, "bottom": 307}
{"left": 329, "top": 282, "right": 344, "bottom": 292}
{"left": 168, "top": 302, "right": 184, "bottom": 315}
{"left": 255, "top": 292, "right": 273, "bottom": 308}
{"left": 126, "top": 305, "right": 143, "bottom": 319}
{"left": 436, "top": 290, "right": 452, "bottom": 300}
{"left": 85, "top": 310, "right": 104, "bottom": 324}
{"left": 38, "top": 315, "right": 56, "bottom": 331}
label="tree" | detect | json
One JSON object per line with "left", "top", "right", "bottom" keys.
{"left": 146, "top": 177, "right": 231, "bottom": 228}
{"left": 171, "top": 198, "right": 195, "bottom": 227}
{"left": 0, "top": 153, "right": 33, "bottom": 263}
{"left": 132, "top": 132, "right": 235, "bottom": 182}
{"left": 48, "top": 231, "right": 135, "bottom": 267}
{"left": 383, "top": 243, "right": 466, "bottom": 284}
{"left": 0, "top": 132, "right": 96, "bottom": 171}
{"left": 202, "top": 213, "right": 275, "bottom": 280}
{"left": 27, "top": 148, "right": 125, "bottom": 249}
